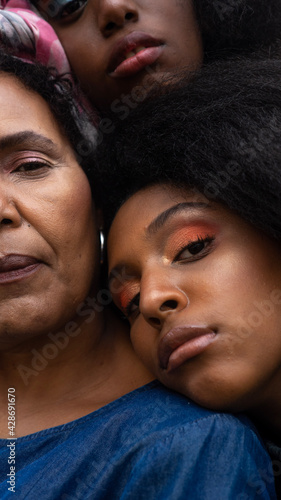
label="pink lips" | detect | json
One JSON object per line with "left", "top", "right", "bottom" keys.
{"left": 158, "top": 326, "right": 216, "bottom": 373}
{"left": 0, "top": 255, "right": 41, "bottom": 283}
{"left": 108, "top": 31, "right": 164, "bottom": 78}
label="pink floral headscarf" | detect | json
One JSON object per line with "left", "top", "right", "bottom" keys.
{"left": 0, "top": 0, "right": 70, "bottom": 74}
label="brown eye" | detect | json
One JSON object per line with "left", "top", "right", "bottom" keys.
{"left": 59, "top": 0, "right": 87, "bottom": 18}
{"left": 175, "top": 236, "right": 215, "bottom": 262}
{"left": 187, "top": 240, "right": 205, "bottom": 255}
{"left": 16, "top": 161, "right": 48, "bottom": 172}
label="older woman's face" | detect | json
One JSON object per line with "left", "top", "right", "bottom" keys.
{"left": 0, "top": 74, "right": 97, "bottom": 347}
{"left": 37, "top": 0, "right": 203, "bottom": 108}
{"left": 108, "top": 184, "right": 281, "bottom": 412}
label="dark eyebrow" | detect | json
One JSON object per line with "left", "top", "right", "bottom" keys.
{"left": 147, "top": 202, "right": 212, "bottom": 235}
{"left": 0, "top": 131, "right": 63, "bottom": 159}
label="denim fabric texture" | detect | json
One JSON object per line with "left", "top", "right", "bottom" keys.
{"left": 0, "top": 381, "right": 277, "bottom": 499}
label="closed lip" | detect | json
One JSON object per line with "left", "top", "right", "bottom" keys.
{"left": 158, "top": 325, "right": 216, "bottom": 370}
{"left": 0, "top": 254, "right": 41, "bottom": 273}
{"left": 108, "top": 31, "right": 164, "bottom": 74}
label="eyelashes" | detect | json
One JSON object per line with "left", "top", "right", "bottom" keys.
{"left": 43, "top": 0, "right": 88, "bottom": 21}
{"left": 116, "top": 282, "right": 140, "bottom": 319}
{"left": 124, "top": 293, "right": 140, "bottom": 319}
{"left": 173, "top": 234, "right": 215, "bottom": 263}
{"left": 13, "top": 160, "right": 52, "bottom": 175}
{"left": 3, "top": 153, "right": 56, "bottom": 178}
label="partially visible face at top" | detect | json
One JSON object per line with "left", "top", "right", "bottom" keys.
{"left": 107, "top": 184, "right": 281, "bottom": 413}
{"left": 0, "top": 73, "right": 97, "bottom": 348}
{"left": 36, "top": 0, "right": 203, "bottom": 109}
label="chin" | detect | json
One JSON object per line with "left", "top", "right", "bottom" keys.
{"left": 167, "top": 376, "right": 250, "bottom": 413}
{"left": 191, "top": 394, "right": 246, "bottom": 413}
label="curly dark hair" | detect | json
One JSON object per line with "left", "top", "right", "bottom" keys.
{"left": 194, "top": 0, "right": 281, "bottom": 60}
{"left": 0, "top": 48, "right": 96, "bottom": 175}
{"left": 95, "top": 55, "right": 281, "bottom": 242}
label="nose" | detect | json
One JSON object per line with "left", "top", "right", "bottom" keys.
{"left": 0, "top": 189, "right": 21, "bottom": 229}
{"left": 140, "top": 272, "right": 189, "bottom": 329}
{"left": 98, "top": 0, "right": 138, "bottom": 35}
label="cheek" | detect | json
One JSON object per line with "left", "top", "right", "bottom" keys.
{"left": 64, "top": 181, "right": 96, "bottom": 261}
{"left": 62, "top": 173, "right": 93, "bottom": 224}
{"left": 198, "top": 248, "right": 276, "bottom": 305}
{"left": 130, "top": 321, "right": 158, "bottom": 373}
{"left": 59, "top": 31, "right": 101, "bottom": 86}
{"left": 42, "top": 172, "right": 96, "bottom": 279}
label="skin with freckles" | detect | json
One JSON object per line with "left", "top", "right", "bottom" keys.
{"left": 0, "top": 73, "right": 153, "bottom": 438}
{"left": 108, "top": 184, "right": 281, "bottom": 439}
{"left": 36, "top": 0, "right": 203, "bottom": 108}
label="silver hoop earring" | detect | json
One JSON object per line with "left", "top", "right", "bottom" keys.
{"left": 99, "top": 230, "right": 105, "bottom": 264}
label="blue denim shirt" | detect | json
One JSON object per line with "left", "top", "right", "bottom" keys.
{"left": 0, "top": 381, "right": 277, "bottom": 499}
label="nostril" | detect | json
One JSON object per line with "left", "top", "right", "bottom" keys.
{"left": 160, "top": 300, "right": 178, "bottom": 312}
{"left": 149, "top": 317, "right": 161, "bottom": 327}
{"left": 105, "top": 12, "right": 135, "bottom": 31}
{"left": 1, "top": 218, "right": 12, "bottom": 225}
{"left": 125, "top": 12, "right": 134, "bottom": 20}
{"left": 105, "top": 21, "right": 116, "bottom": 31}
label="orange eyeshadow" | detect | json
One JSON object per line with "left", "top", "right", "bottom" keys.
{"left": 167, "top": 222, "right": 218, "bottom": 255}
{"left": 118, "top": 283, "right": 139, "bottom": 311}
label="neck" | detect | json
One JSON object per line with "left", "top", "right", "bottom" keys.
{"left": 248, "top": 375, "right": 281, "bottom": 446}
{"left": 0, "top": 309, "right": 153, "bottom": 437}
{"left": 0, "top": 307, "right": 105, "bottom": 391}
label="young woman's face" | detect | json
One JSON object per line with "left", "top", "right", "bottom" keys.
{"left": 108, "top": 184, "right": 281, "bottom": 412}
{"left": 37, "top": 0, "right": 203, "bottom": 108}
{"left": 0, "top": 74, "right": 97, "bottom": 347}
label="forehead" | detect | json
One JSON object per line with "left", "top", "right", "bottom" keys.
{"left": 0, "top": 73, "right": 66, "bottom": 144}
{"left": 108, "top": 185, "right": 210, "bottom": 243}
